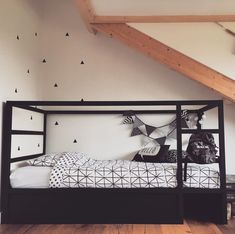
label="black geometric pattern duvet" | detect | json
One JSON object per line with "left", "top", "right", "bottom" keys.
{"left": 183, "top": 164, "right": 220, "bottom": 189}
{"left": 49, "top": 152, "right": 220, "bottom": 189}
{"left": 49, "top": 152, "right": 177, "bottom": 188}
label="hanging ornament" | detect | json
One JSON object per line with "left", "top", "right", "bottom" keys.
{"left": 145, "top": 125, "right": 156, "bottom": 136}
{"left": 122, "top": 116, "right": 134, "bottom": 124}
{"left": 154, "top": 136, "right": 167, "bottom": 145}
{"left": 167, "top": 129, "right": 177, "bottom": 139}
{"left": 133, "top": 116, "right": 144, "bottom": 128}
{"left": 131, "top": 128, "right": 143, "bottom": 137}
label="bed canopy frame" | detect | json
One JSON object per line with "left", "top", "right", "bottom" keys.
{"left": 1, "top": 100, "right": 227, "bottom": 224}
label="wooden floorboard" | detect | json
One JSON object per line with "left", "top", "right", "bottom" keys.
{"left": 0, "top": 220, "right": 235, "bottom": 234}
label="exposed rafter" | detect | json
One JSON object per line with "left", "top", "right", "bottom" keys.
{"left": 74, "top": 0, "right": 96, "bottom": 34}
{"left": 93, "top": 15, "right": 235, "bottom": 23}
{"left": 91, "top": 23, "right": 235, "bottom": 103}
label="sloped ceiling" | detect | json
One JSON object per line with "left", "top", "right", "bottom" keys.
{"left": 75, "top": 0, "right": 235, "bottom": 102}
{"left": 129, "top": 22, "right": 235, "bottom": 80}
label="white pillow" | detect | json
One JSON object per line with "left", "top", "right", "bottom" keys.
{"left": 10, "top": 166, "right": 51, "bottom": 188}
{"left": 27, "top": 152, "right": 64, "bottom": 167}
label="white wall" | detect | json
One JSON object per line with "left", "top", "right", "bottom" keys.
{"left": 91, "top": 0, "right": 235, "bottom": 16}
{"left": 39, "top": 0, "right": 235, "bottom": 173}
{"left": 0, "top": 0, "right": 43, "bottom": 171}
{"left": 1, "top": 0, "right": 235, "bottom": 174}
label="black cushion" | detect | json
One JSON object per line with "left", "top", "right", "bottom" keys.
{"left": 132, "top": 145, "right": 170, "bottom": 163}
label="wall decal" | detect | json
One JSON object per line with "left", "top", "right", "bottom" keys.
{"left": 42, "top": 59, "right": 46, "bottom": 63}
{"left": 14, "top": 88, "right": 18, "bottom": 93}
{"left": 27, "top": 69, "right": 30, "bottom": 74}
{"left": 16, "top": 35, "right": 20, "bottom": 40}
{"left": 30, "top": 115, "right": 33, "bottom": 120}
{"left": 55, "top": 121, "right": 59, "bottom": 126}
{"left": 73, "top": 139, "right": 77, "bottom": 143}
{"left": 81, "top": 98, "right": 84, "bottom": 102}
{"left": 18, "top": 146, "right": 21, "bottom": 151}
{"left": 38, "top": 143, "right": 40, "bottom": 147}
{"left": 65, "top": 32, "right": 69, "bottom": 37}
{"left": 80, "top": 61, "right": 84, "bottom": 65}
{"left": 35, "top": 32, "right": 38, "bottom": 37}
{"left": 54, "top": 83, "right": 58, "bottom": 88}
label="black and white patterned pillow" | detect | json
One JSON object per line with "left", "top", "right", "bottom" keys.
{"left": 166, "top": 150, "right": 189, "bottom": 163}
{"left": 27, "top": 152, "right": 64, "bottom": 167}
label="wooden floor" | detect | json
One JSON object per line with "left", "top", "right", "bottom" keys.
{"left": 0, "top": 220, "right": 235, "bottom": 234}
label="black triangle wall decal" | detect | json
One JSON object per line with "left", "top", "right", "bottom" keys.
{"left": 54, "top": 83, "right": 58, "bottom": 88}
{"left": 73, "top": 139, "right": 77, "bottom": 143}
{"left": 18, "top": 146, "right": 21, "bottom": 151}
{"left": 81, "top": 99, "right": 84, "bottom": 102}
{"left": 15, "top": 88, "right": 18, "bottom": 93}
{"left": 55, "top": 121, "right": 59, "bottom": 125}
{"left": 80, "top": 61, "right": 84, "bottom": 64}
{"left": 65, "top": 32, "right": 69, "bottom": 36}
{"left": 17, "top": 35, "right": 19, "bottom": 40}
{"left": 30, "top": 116, "right": 33, "bottom": 120}
{"left": 42, "top": 59, "right": 46, "bottom": 63}
{"left": 38, "top": 144, "right": 40, "bottom": 147}
{"left": 35, "top": 32, "right": 38, "bottom": 36}
{"left": 27, "top": 69, "right": 30, "bottom": 74}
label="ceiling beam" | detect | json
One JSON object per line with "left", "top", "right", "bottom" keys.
{"left": 93, "top": 15, "right": 235, "bottom": 23}
{"left": 91, "top": 23, "right": 235, "bottom": 103}
{"left": 74, "top": 0, "right": 96, "bottom": 34}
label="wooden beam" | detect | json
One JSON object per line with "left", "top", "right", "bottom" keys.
{"left": 93, "top": 15, "right": 235, "bottom": 23}
{"left": 74, "top": 0, "right": 96, "bottom": 34}
{"left": 91, "top": 23, "right": 235, "bottom": 103}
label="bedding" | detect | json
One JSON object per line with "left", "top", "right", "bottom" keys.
{"left": 10, "top": 166, "right": 51, "bottom": 188}
{"left": 183, "top": 163, "right": 220, "bottom": 189}
{"left": 27, "top": 152, "right": 64, "bottom": 167}
{"left": 49, "top": 152, "right": 178, "bottom": 188}
{"left": 10, "top": 153, "right": 220, "bottom": 189}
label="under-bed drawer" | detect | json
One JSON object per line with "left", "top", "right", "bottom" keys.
{"left": 5, "top": 189, "right": 182, "bottom": 224}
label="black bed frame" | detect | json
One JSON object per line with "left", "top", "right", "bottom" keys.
{"left": 1, "top": 100, "right": 227, "bottom": 224}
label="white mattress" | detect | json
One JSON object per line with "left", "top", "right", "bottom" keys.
{"left": 10, "top": 166, "right": 51, "bottom": 188}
